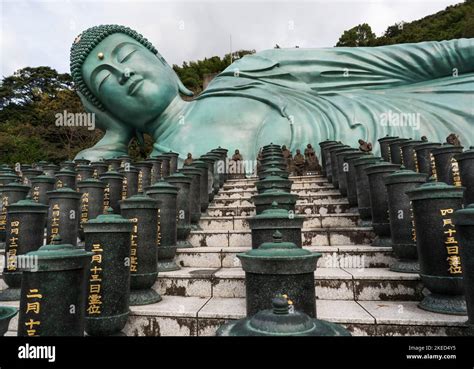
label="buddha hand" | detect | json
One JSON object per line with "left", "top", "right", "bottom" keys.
{"left": 74, "top": 93, "right": 134, "bottom": 161}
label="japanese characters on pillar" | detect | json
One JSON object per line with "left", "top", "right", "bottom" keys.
{"left": 122, "top": 176, "right": 128, "bottom": 200}
{"left": 103, "top": 184, "right": 110, "bottom": 212}
{"left": 440, "top": 208, "right": 462, "bottom": 275}
{"left": 87, "top": 243, "right": 104, "bottom": 316}
{"left": 130, "top": 218, "right": 138, "bottom": 273}
{"left": 430, "top": 153, "right": 437, "bottom": 180}
{"left": 23, "top": 288, "right": 43, "bottom": 336}
{"left": 7, "top": 220, "right": 20, "bottom": 272}
{"left": 451, "top": 158, "right": 462, "bottom": 187}
{"left": 80, "top": 192, "right": 89, "bottom": 230}
{"left": 137, "top": 171, "right": 143, "bottom": 193}
{"left": 50, "top": 204, "right": 60, "bottom": 242}
{"left": 32, "top": 186, "right": 40, "bottom": 202}
{"left": 0, "top": 197, "right": 7, "bottom": 234}
{"left": 156, "top": 208, "right": 161, "bottom": 246}
{"left": 414, "top": 151, "right": 419, "bottom": 172}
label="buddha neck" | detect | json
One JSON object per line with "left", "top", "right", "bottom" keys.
{"left": 149, "top": 95, "right": 191, "bottom": 142}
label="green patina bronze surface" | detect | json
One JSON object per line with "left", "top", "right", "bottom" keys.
{"left": 216, "top": 296, "right": 351, "bottom": 336}
{"left": 0, "top": 306, "right": 18, "bottom": 336}
{"left": 70, "top": 25, "right": 474, "bottom": 162}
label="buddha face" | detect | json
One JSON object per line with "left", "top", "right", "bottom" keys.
{"left": 82, "top": 33, "right": 178, "bottom": 128}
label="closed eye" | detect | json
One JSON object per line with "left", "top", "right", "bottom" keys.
{"left": 98, "top": 72, "right": 111, "bottom": 91}
{"left": 119, "top": 49, "right": 137, "bottom": 63}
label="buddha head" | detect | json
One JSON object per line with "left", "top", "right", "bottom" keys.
{"left": 70, "top": 25, "right": 193, "bottom": 129}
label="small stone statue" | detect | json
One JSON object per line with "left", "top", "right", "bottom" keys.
{"left": 358, "top": 139, "right": 373, "bottom": 152}
{"left": 293, "top": 149, "right": 305, "bottom": 176}
{"left": 231, "top": 149, "right": 245, "bottom": 178}
{"left": 288, "top": 151, "right": 295, "bottom": 174}
{"left": 446, "top": 133, "right": 461, "bottom": 146}
{"left": 183, "top": 153, "right": 193, "bottom": 166}
{"left": 232, "top": 149, "right": 243, "bottom": 161}
{"left": 304, "top": 144, "right": 321, "bottom": 173}
{"left": 282, "top": 145, "right": 291, "bottom": 172}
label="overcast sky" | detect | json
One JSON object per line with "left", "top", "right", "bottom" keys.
{"left": 0, "top": 0, "right": 463, "bottom": 77}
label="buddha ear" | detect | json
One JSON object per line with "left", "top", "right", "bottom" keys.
{"left": 177, "top": 78, "right": 194, "bottom": 97}
{"left": 156, "top": 52, "right": 194, "bottom": 97}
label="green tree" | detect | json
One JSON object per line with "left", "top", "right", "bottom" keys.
{"left": 0, "top": 67, "right": 102, "bottom": 164}
{"left": 336, "top": 23, "right": 376, "bottom": 47}
{"left": 173, "top": 49, "right": 255, "bottom": 94}
{"left": 336, "top": 1, "right": 474, "bottom": 47}
{"left": 0, "top": 66, "right": 71, "bottom": 109}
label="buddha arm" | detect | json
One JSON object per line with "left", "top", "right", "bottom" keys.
{"left": 216, "top": 38, "right": 474, "bottom": 93}
{"left": 74, "top": 92, "right": 136, "bottom": 160}
{"left": 74, "top": 127, "right": 134, "bottom": 161}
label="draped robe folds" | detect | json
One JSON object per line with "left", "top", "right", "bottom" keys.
{"left": 196, "top": 38, "right": 474, "bottom": 154}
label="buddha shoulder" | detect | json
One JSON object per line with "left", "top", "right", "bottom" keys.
{"left": 191, "top": 95, "right": 282, "bottom": 124}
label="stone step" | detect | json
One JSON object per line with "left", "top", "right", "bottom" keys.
{"left": 292, "top": 182, "right": 335, "bottom": 190}
{"left": 0, "top": 242, "right": 389, "bottom": 275}
{"left": 206, "top": 202, "right": 353, "bottom": 217}
{"left": 198, "top": 213, "right": 361, "bottom": 231}
{"left": 224, "top": 175, "right": 325, "bottom": 185}
{"left": 218, "top": 185, "right": 340, "bottom": 196}
{"left": 289, "top": 175, "right": 326, "bottom": 182}
{"left": 222, "top": 178, "right": 256, "bottom": 184}
{"left": 188, "top": 227, "right": 375, "bottom": 247}
{"left": 217, "top": 189, "right": 341, "bottom": 197}
{"left": 221, "top": 183, "right": 257, "bottom": 191}
{"left": 175, "top": 245, "right": 395, "bottom": 269}
{"left": 155, "top": 267, "right": 424, "bottom": 301}
{"left": 222, "top": 181, "right": 334, "bottom": 191}
{"left": 214, "top": 192, "right": 343, "bottom": 201}
{"left": 2, "top": 297, "right": 467, "bottom": 337}
{"left": 211, "top": 197, "right": 348, "bottom": 207}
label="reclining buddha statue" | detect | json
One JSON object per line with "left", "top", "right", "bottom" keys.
{"left": 70, "top": 24, "right": 473, "bottom": 162}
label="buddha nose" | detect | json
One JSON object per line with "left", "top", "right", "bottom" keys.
{"left": 119, "top": 68, "right": 135, "bottom": 85}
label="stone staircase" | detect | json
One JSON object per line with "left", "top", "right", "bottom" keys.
{"left": 0, "top": 174, "right": 468, "bottom": 336}
{"left": 128, "top": 174, "right": 468, "bottom": 336}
